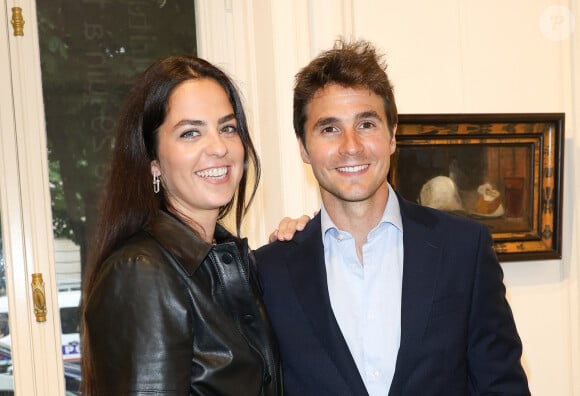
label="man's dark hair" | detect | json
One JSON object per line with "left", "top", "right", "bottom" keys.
{"left": 293, "top": 39, "right": 398, "bottom": 141}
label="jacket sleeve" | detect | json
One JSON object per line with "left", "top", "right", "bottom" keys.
{"left": 467, "top": 224, "right": 530, "bottom": 395}
{"left": 84, "top": 251, "right": 193, "bottom": 395}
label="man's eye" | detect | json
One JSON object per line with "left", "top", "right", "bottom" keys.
{"left": 180, "top": 130, "right": 200, "bottom": 138}
{"left": 321, "top": 126, "right": 339, "bottom": 134}
{"left": 359, "top": 121, "right": 375, "bottom": 129}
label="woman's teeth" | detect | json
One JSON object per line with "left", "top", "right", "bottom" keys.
{"left": 196, "top": 167, "right": 228, "bottom": 178}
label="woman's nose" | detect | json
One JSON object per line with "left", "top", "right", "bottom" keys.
{"left": 206, "top": 131, "right": 228, "bottom": 157}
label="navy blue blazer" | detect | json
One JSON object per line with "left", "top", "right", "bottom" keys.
{"left": 256, "top": 196, "right": 529, "bottom": 396}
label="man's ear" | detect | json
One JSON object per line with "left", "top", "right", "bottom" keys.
{"left": 299, "top": 139, "right": 311, "bottom": 164}
{"left": 390, "top": 124, "right": 397, "bottom": 155}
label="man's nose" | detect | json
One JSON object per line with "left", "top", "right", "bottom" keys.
{"left": 339, "top": 129, "right": 363, "bottom": 155}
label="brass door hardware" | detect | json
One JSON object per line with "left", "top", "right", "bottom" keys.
{"left": 11, "top": 7, "right": 25, "bottom": 36}
{"left": 31, "top": 273, "right": 47, "bottom": 322}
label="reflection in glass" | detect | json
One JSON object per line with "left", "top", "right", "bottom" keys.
{"left": 35, "top": 0, "right": 197, "bottom": 390}
{"left": 38, "top": 0, "right": 197, "bottom": 277}
{"left": 0, "top": 216, "right": 14, "bottom": 392}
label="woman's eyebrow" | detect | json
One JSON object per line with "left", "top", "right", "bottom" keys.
{"left": 218, "top": 113, "right": 236, "bottom": 124}
{"left": 174, "top": 119, "right": 205, "bottom": 128}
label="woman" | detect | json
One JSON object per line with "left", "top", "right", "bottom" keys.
{"left": 81, "top": 55, "right": 282, "bottom": 395}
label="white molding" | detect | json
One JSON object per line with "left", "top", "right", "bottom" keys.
{"left": 195, "top": 0, "right": 234, "bottom": 71}
{"left": 258, "top": 1, "right": 321, "bottom": 230}
{"left": 194, "top": 0, "right": 268, "bottom": 244}
{"left": 227, "top": 1, "right": 265, "bottom": 244}
{"left": 567, "top": 2, "right": 580, "bottom": 393}
{"left": 195, "top": 0, "right": 321, "bottom": 245}
{"left": 308, "top": 0, "right": 354, "bottom": 54}
{"left": 1, "top": 0, "right": 64, "bottom": 394}
{"left": 0, "top": 5, "right": 37, "bottom": 395}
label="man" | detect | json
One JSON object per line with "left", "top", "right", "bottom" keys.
{"left": 256, "top": 40, "right": 530, "bottom": 395}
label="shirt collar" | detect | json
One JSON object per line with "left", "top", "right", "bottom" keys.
{"left": 321, "top": 183, "right": 403, "bottom": 239}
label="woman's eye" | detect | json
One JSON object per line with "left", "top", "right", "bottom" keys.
{"left": 221, "top": 125, "right": 238, "bottom": 134}
{"left": 180, "top": 130, "right": 200, "bottom": 138}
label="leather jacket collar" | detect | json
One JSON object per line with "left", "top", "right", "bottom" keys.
{"left": 144, "top": 210, "right": 244, "bottom": 276}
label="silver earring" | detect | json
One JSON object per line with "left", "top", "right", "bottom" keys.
{"left": 153, "top": 173, "right": 160, "bottom": 194}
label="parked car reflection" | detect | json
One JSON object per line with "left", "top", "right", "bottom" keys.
{"left": 0, "top": 342, "right": 80, "bottom": 394}
{"left": 0, "top": 281, "right": 81, "bottom": 394}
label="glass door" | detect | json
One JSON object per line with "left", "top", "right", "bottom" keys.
{"left": 36, "top": 4, "right": 197, "bottom": 387}
{"left": 1, "top": 0, "right": 206, "bottom": 393}
{"left": 40, "top": 0, "right": 199, "bottom": 393}
{"left": 0, "top": 218, "right": 13, "bottom": 393}
{"left": 1, "top": 2, "right": 57, "bottom": 393}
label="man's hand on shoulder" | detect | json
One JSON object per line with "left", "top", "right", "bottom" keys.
{"left": 268, "top": 215, "right": 311, "bottom": 242}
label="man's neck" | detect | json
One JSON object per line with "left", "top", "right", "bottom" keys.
{"left": 321, "top": 188, "right": 389, "bottom": 263}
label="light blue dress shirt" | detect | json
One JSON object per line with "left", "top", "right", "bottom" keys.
{"left": 321, "top": 184, "right": 404, "bottom": 395}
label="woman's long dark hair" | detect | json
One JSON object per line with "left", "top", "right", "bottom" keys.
{"left": 80, "top": 55, "right": 260, "bottom": 394}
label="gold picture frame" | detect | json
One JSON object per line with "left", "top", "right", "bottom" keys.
{"left": 390, "top": 113, "right": 564, "bottom": 262}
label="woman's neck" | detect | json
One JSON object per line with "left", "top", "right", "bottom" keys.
{"left": 167, "top": 207, "right": 218, "bottom": 243}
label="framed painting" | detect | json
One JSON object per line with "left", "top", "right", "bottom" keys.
{"left": 389, "top": 113, "right": 564, "bottom": 262}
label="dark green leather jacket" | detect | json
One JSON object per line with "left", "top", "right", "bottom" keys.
{"left": 85, "top": 211, "right": 282, "bottom": 395}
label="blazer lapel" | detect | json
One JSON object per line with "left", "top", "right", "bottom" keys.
{"left": 390, "top": 196, "right": 442, "bottom": 393}
{"left": 285, "top": 214, "right": 368, "bottom": 395}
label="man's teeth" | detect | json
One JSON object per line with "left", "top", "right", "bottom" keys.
{"left": 337, "top": 164, "right": 368, "bottom": 173}
{"left": 196, "top": 167, "right": 228, "bottom": 178}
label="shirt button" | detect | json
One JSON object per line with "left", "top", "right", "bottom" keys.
{"left": 243, "top": 314, "right": 254, "bottom": 323}
{"left": 221, "top": 253, "right": 233, "bottom": 264}
{"left": 372, "top": 370, "right": 380, "bottom": 378}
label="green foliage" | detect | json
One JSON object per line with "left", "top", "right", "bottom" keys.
{"left": 37, "top": 0, "right": 197, "bottom": 264}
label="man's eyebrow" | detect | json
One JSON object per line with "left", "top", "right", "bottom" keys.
{"left": 355, "top": 110, "right": 382, "bottom": 120}
{"left": 313, "top": 116, "right": 340, "bottom": 130}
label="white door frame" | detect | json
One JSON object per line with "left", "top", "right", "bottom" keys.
{"left": 0, "top": 0, "right": 64, "bottom": 394}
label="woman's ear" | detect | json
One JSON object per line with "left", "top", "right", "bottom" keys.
{"left": 151, "top": 160, "right": 161, "bottom": 194}
{"left": 150, "top": 160, "right": 160, "bottom": 176}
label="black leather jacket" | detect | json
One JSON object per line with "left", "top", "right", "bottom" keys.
{"left": 85, "top": 211, "right": 283, "bottom": 395}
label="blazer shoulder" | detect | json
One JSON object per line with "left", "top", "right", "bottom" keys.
{"left": 255, "top": 239, "right": 291, "bottom": 256}
{"left": 255, "top": 234, "right": 302, "bottom": 265}
{"left": 255, "top": 214, "right": 322, "bottom": 266}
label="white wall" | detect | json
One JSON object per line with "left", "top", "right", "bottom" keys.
{"left": 201, "top": 1, "right": 579, "bottom": 395}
